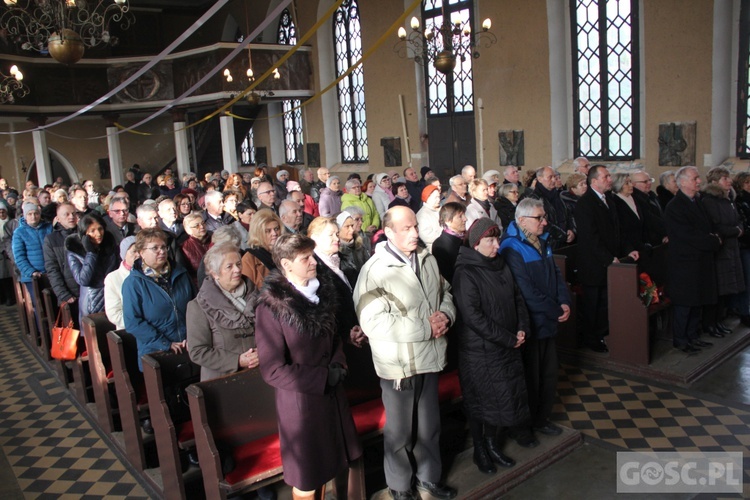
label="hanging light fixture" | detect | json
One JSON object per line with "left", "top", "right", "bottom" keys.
{"left": 0, "top": 0, "right": 134, "bottom": 65}
{"left": 224, "top": 47, "right": 280, "bottom": 106}
{"left": 0, "top": 64, "right": 30, "bottom": 104}
{"left": 394, "top": 7, "right": 496, "bottom": 75}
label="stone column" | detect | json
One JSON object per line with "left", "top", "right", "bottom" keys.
{"left": 28, "top": 115, "right": 52, "bottom": 187}
{"left": 172, "top": 109, "right": 191, "bottom": 181}
{"left": 104, "top": 114, "right": 124, "bottom": 189}
{"left": 219, "top": 113, "right": 239, "bottom": 174}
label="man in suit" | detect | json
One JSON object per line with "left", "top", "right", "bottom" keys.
{"left": 574, "top": 165, "right": 639, "bottom": 352}
{"left": 105, "top": 196, "right": 136, "bottom": 245}
{"left": 664, "top": 166, "right": 721, "bottom": 354}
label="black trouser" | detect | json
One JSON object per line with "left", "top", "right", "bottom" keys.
{"left": 673, "top": 305, "right": 701, "bottom": 348}
{"left": 582, "top": 285, "right": 608, "bottom": 345}
{"left": 521, "top": 336, "right": 559, "bottom": 428}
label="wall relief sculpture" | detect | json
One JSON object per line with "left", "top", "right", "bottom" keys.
{"left": 658, "top": 121, "right": 695, "bottom": 166}
{"left": 499, "top": 130, "right": 524, "bottom": 166}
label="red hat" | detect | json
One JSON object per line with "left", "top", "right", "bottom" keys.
{"left": 422, "top": 184, "right": 440, "bottom": 202}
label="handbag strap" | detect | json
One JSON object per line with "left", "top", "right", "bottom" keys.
{"left": 55, "top": 305, "right": 65, "bottom": 328}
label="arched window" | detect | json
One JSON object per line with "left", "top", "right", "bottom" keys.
{"left": 738, "top": 0, "right": 750, "bottom": 158}
{"left": 571, "top": 0, "right": 640, "bottom": 160}
{"left": 422, "top": 0, "right": 475, "bottom": 116}
{"left": 333, "top": 0, "right": 368, "bottom": 163}
{"left": 278, "top": 8, "right": 304, "bottom": 164}
{"left": 241, "top": 128, "right": 255, "bottom": 166}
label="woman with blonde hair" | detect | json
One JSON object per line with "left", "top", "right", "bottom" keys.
{"left": 241, "top": 209, "right": 286, "bottom": 288}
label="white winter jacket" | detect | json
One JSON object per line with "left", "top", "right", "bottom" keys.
{"left": 354, "top": 243, "right": 456, "bottom": 380}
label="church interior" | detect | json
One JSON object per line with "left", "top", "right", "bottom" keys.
{"left": 1, "top": 0, "right": 750, "bottom": 498}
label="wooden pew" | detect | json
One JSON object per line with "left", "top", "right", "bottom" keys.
{"left": 41, "top": 289, "right": 73, "bottom": 388}
{"left": 607, "top": 244, "right": 671, "bottom": 365}
{"left": 107, "top": 329, "right": 155, "bottom": 472}
{"left": 12, "top": 274, "right": 30, "bottom": 338}
{"left": 142, "top": 351, "right": 202, "bottom": 499}
{"left": 186, "top": 368, "right": 281, "bottom": 500}
{"left": 81, "top": 314, "right": 119, "bottom": 434}
{"left": 31, "top": 274, "right": 53, "bottom": 359}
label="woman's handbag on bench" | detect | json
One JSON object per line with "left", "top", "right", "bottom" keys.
{"left": 50, "top": 306, "right": 80, "bottom": 360}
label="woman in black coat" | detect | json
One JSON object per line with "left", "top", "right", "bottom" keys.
{"left": 452, "top": 218, "right": 530, "bottom": 475}
{"left": 611, "top": 173, "right": 650, "bottom": 255}
{"left": 701, "top": 168, "right": 745, "bottom": 335}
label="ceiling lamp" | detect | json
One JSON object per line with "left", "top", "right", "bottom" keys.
{"left": 0, "top": 64, "right": 29, "bottom": 104}
{"left": 224, "top": 53, "right": 280, "bottom": 106}
{"left": 0, "top": 0, "right": 134, "bottom": 64}
{"left": 395, "top": 9, "right": 496, "bottom": 75}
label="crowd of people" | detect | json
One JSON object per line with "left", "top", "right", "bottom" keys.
{"left": 2, "top": 157, "right": 748, "bottom": 500}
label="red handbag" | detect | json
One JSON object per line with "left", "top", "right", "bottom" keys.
{"left": 50, "top": 306, "right": 80, "bottom": 360}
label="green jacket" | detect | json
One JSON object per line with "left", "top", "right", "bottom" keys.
{"left": 341, "top": 192, "right": 380, "bottom": 230}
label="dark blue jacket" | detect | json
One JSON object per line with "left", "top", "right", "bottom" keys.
{"left": 65, "top": 232, "right": 120, "bottom": 325}
{"left": 12, "top": 217, "right": 53, "bottom": 282}
{"left": 500, "top": 221, "right": 571, "bottom": 340}
{"left": 122, "top": 259, "right": 195, "bottom": 370}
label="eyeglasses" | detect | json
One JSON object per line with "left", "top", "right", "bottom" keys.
{"left": 509, "top": 190, "right": 519, "bottom": 194}
{"left": 110, "top": 209, "right": 129, "bottom": 214}
{"left": 258, "top": 190, "right": 274, "bottom": 196}
{"left": 189, "top": 222, "right": 205, "bottom": 229}
{"left": 633, "top": 178, "right": 654, "bottom": 184}
{"left": 524, "top": 215, "right": 548, "bottom": 221}
{"left": 352, "top": 217, "right": 363, "bottom": 222}
{"left": 144, "top": 245, "right": 168, "bottom": 253}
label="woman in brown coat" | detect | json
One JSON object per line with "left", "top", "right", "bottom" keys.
{"left": 241, "top": 209, "right": 285, "bottom": 289}
{"left": 186, "top": 242, "right": 259, "bottom": 381}
{"left": 255, "top": 234, "right": 362, "bottom": 500}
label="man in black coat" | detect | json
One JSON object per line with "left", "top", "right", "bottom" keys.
{"left": 42, "top": 202, "right": 81, "bottom": 326}
{"left": 529, "top": 167, "right": 573, "bottom": 250}
{"left": 404, "top": 167, "right": 424, "bottom": 211}
{"left": 574, "top": 165, "right": 639, "bottom": 352}
{"left": 105, "top": 196, "right": 137, "bottom": 246}
{"left": 664, "top": 166, "right": 721, "bottom": 354}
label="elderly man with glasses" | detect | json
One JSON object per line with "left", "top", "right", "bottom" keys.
{"left": 256, "top": 181, "right": 278, "bottom": 214}
{"left": 500, "top": 197, "right": 571, "bottom": 447}
{"left": 106, "top": 196, "right": 136, "bottom": 245}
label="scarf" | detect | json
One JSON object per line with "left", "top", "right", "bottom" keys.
{"left": 315, "top": 249, "right": 350, "bottom": 290}
{"left": 290, "top": 276, "right": 320, "bottom": 304}
{"left": 217, "top": 278, "right": 247, "bottom": 312}
{"left": 444, "top": 227, "right": 465, "bottom": 238}
{"left": 142, "top": 261, "right": 172, "bottom": 295}
{"left": 521, "top": 226, "right": 543, "bottom": 255}
{"left": 616, "top": 193, "right": 639, "bottom": 219}
{"left": 475, "top": 198, "right": 492, "bottom": 215}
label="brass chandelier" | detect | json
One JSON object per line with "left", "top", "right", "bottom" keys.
{"left": 0, "top": 0, "right": 134, "bottom": 64}
{"left": 0, "top": 64, "right": 29, "bottom": 103}
{"left": 395, "top": 10, "right": 496, "bottom": 75}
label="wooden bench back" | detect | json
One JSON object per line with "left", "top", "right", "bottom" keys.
{"left": 143, "top": 351, "right": 201, "bottom": 499}
{"left": 187, "top": 368, "right": 277, "bottom": 448}
{"left": 107, "top": 329, "right": 150, "bottom": 471}
{"left": 82, "top": 313, "right": 118, "bottom": 433}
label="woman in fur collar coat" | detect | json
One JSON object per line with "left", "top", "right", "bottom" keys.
{"left": 66, "top": 212, "right": 120, "bottom": 325}
{"left": 255, "top": 234, "right": 362, "bottom": 499}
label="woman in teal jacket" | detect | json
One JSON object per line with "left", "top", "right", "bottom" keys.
{"left": 122, "top": 228, "right": 195, "bottom": 371}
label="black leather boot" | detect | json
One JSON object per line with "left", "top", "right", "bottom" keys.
{"left": 473, "top": 441, "right": 497, "bottom": 474}
{"left": 484, "top": 437, "right": 516, "bottom": 468}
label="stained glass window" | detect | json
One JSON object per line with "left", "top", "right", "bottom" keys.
{"left": 277, "top": 8, "right": 303, "bottom": 164}
{"left": 333, "top": 0, "right": 369, "bottom": 162}
{"left": 571, "top": 0, "right": 640, "bottom": 160}
{"left": 422, "top": 0, "right": 474, "bottom": 116}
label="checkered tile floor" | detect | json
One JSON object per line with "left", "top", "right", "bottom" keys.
{"left": 3, "top": 301, "right": 750, "bottom": 498}
{"left": 0, "top": 306, "right": 150, "bottom": 499}
{"left": 552, "top": 366, "right": 750, "bottom": 453}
